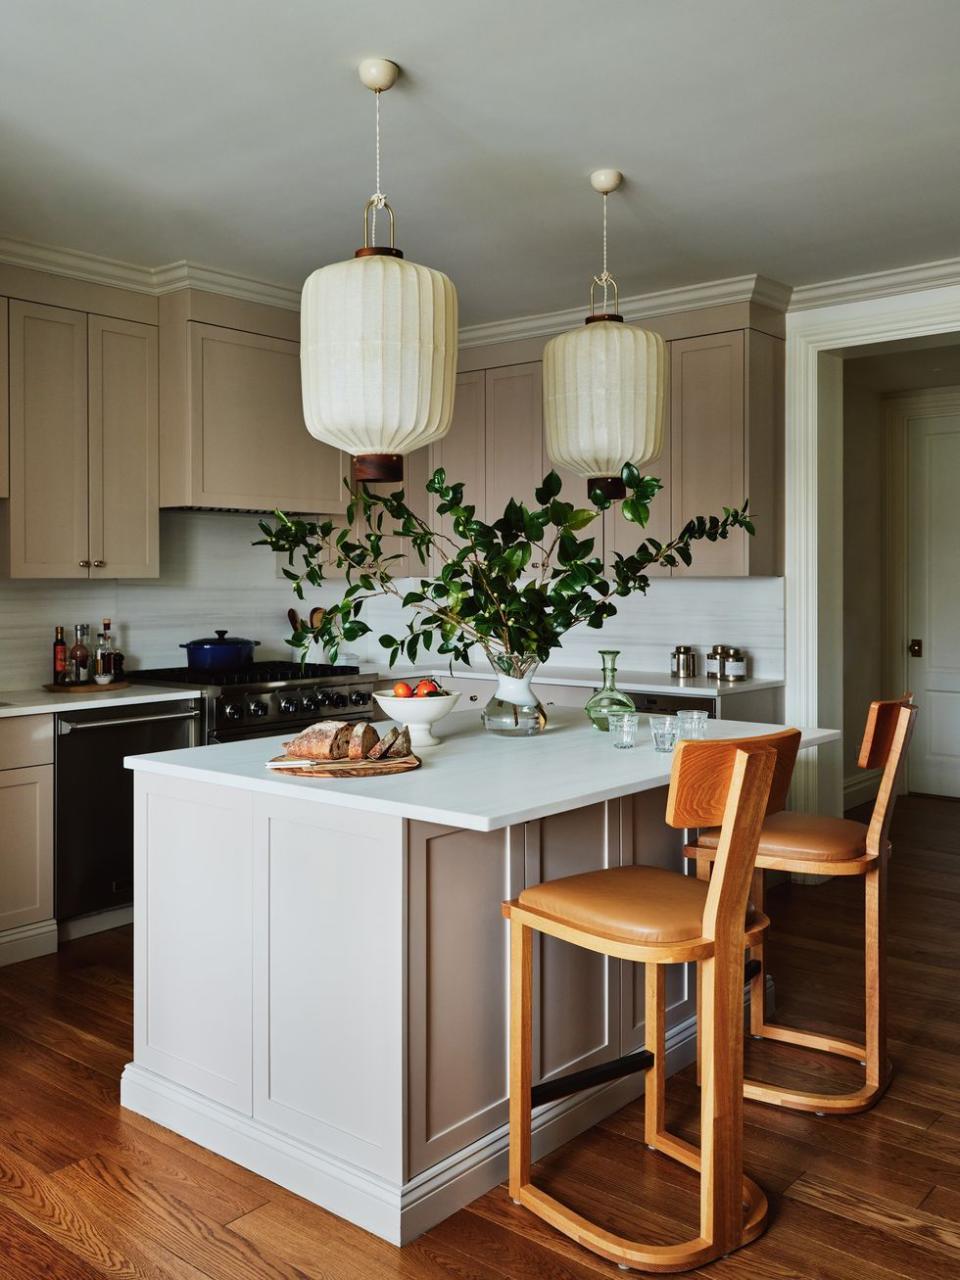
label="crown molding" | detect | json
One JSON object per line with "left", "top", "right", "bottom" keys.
{"left": 0, "top": 236, "right": 301, "bottom": 310}
{"left": 789, "top": 255, "right": 960, "bottom": 311}
{"left": 458, "top": 274, "right": 792, "bottom": 349}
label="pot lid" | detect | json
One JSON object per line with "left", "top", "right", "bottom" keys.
{"left": 180, "top": 630, "right": 259, "bottom": 647}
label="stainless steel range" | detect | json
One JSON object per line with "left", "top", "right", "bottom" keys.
{"left": 127, "top": 662, "right": 380, "bottom": 743}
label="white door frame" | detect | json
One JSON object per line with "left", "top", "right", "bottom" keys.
{"left": 785, "top": 283, "right": 960, "bottom": 814}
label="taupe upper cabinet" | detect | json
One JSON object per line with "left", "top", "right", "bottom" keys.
{"left": 0, "top": 299, "right": 8, "bottom": 500}
{"left": 88, "top": 315, "right": 159, "bottom": 579}
{"left": 670, "top": 330, "right": 782, "bottom": 577}
{"left": 3, "top": 301, "right": 159, "bottom": 580}
{"left": 431, "top": 370, "right": 486, "bottom": 538}
{"left": 602, "top": 376, "right": 673, "bottom": 579}
{"left": 161, "top": 321, "right": 347, "bottom": 514}
{"left": 5, "top": 301, "right": 90, "bottom": 579}
{"left": 484, "top": 363, "right": 543, "bottom": 517}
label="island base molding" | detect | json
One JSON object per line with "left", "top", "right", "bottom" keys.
{"left": 122, "top": 1003, "right": 705, "bottom": 1244}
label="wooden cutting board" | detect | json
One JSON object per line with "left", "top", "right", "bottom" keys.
{"left": 267, "top": 753, "right": 421, "bottom": 779}
{"left": 43, "top": 680, "right": 130, "bottom": 693}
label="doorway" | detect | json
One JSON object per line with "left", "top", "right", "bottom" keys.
{"left": 841, "top": 343, "right": 960, "bottom": 804}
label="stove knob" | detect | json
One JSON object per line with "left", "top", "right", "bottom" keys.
{"left": 300, "top": 693, "right": 319, "bottom": 713}
{"left": 316, "top": 690, "right": 332, "bottom": 707}
{"left": 223, "top": 703, "right": 244, "bottom": 721}
{"left": 248, "top": 699, "right": 268, "bottom": 718}
{"left": 350, "top": 689, "right": 371, "bottom": 706}
{"left": 331, "top": 691, "right": 348, "bottom": 709}
{"left": 279, "top": 696, "right": 300, "bottom": 714}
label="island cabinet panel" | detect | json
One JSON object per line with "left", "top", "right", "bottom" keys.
{"left": 524, "top": 802, "right": 620, "bottom": 1082}
{"left": 407, "top": 821, "right": 524, "bottom": 1177}
{"left": 251, "top": 799, "right": 405, "bottom": 1179}
{"left": 618, "top": 789, "right": 692, "bottom": 1054}
{"left": 133, "top": 775, "right": 254, "bottom": 1114}
{"left": 0, "top": 764, "right": 53, "bottom": 933}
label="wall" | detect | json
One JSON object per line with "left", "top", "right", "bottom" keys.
{"left": 0, "top": 511, "right": 784, "bottom": 690}
{"left": 841, "top": 381, "right": 886, "bottom": 791}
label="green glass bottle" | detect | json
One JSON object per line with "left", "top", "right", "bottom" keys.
{"left": 584, "top": 649, "right": 635, "bottom": 731}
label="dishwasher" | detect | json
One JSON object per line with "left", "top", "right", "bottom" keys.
{"left": 55, "top": 699, "right": 201, "bottom": 922}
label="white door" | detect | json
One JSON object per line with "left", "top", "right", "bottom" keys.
{"left": 908, "top": 406, "right": 960, "bottom": 796}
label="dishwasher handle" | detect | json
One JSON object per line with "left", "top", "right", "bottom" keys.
{"left": 58, "top": 709, "right": 201, "bottom": 735}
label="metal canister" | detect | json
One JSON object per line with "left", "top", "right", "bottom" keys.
{"left": 719, "top": 646, "right": 748, "bottom": 682}
{"left": 705, "top": 644, "right": 725, "bottom": 679}
{"left": 671, "top": 645, "right": 698, "bottom": 679}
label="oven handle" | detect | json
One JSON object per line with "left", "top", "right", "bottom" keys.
{"left": 57, "top": 709, "right": 201, "bottom": 735}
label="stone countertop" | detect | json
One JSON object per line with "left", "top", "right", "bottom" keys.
{"left": 126, "top": 706, "right": 838, "bottom": 833}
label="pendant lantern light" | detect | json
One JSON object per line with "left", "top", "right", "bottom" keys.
{"left": 300, "top": 58, "right": 458, "bottom": 483}
{"left": 543, "top": 170, "right": 665, "bottom": 500}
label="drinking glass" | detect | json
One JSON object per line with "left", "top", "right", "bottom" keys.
{"left": 649, "top": 714, "right": 680, "bottom": 753}
{"left": 677, "top": 709, "right": 708, "bottom": 740}
{"left": 608, "top": 711, "right": 642, "bottom": 749}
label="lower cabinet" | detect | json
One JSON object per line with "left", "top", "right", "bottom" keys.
{"left": 0, "top": 716, "right": 54, "bottom": 940}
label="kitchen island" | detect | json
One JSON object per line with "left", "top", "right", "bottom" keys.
{"left": 123, "top": 708, "right": 839, "bottom": 1244}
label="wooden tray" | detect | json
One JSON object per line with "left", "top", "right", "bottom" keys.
{"left": 43, "top": 681, "right": 130, "bottom": 693}
{"left": 267, "top": 753, "right": 421, "bottom": 779}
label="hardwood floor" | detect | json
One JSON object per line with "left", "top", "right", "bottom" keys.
{"left": 0, "top": 794, "right": 957, "bottom": 1278}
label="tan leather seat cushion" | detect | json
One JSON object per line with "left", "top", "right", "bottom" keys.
{"left": 518, "top": 865, "right": 761, "bottom": 945}
{"left": 697, "top": 811, "right": 867, "bottom": 862}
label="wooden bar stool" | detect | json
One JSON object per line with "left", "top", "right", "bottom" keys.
{"left": 687, "top": 698, "right": 917, "bottom": 1115}
{"left": 502, "top": 729, "right": 799, "bottom": 1273}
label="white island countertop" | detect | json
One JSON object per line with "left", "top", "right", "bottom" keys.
{"left": 0, "top": 681, "right": 204, "bottom": 718}
{"left": 126, "top": 707, "right": 838, "bottom": 832}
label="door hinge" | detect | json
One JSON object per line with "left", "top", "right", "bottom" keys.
{"left": 909, "top": 638, "right": 923, "bottom": 657}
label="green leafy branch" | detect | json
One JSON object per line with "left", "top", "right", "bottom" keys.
{"left": 255, "top": 463, "right": 755, "bottom": 669}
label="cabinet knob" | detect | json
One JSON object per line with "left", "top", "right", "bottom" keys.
{"left": 469, "top": 694, "right": 478, "bottom": 702}
{"left": 78, "top": 559, "right": 91, "bottom": 568}
{"left": 93, "top": 560, "right": 105, "bottom": 568}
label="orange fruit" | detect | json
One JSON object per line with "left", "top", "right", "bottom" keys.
{"left": 392, "top": 681, "right": 414, "bottom": 698}
{"left": 415, "top": 679, "right": 440, "bottom": 697}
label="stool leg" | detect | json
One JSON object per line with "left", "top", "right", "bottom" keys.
{"left": 865, "top": 861, "right": 886, "bottom": 1091}
{"left": 748, "top": 869, "right": 766, "bottom": 1037}
{"left": 509, "top": 917, "right": 533, "bottom": 1201}
{"left": 695, "top": 857, "right": 711, "bottom": 1087}
{"left": 644, "top": 963, "right": 665, "bottom": 1148}
{"left": 699, "top": 951, "right": 745, "bottom": 1256}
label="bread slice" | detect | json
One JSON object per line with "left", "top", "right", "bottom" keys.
{"left": 284, "top": 720, "right": 352, "bottom": 760}
{"left": 348, "top": 722, "right": 380, "bottom": 760}
{"left": 388, "top": 726, "right": 412, "bottom": 758}
{"left": 367, "top": 725, "right": 399, "bottom": 760}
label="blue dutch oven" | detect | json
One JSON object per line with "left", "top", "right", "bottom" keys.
{"left": 180, "top": 630, "right": 260, "bottom": 673}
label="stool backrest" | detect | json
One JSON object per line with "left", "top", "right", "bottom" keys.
{"left": 666, "top": 739, "right": 778, "bottom": 943}
{"left": 859, "top": 698, "right": 917, "bottom": 858}
{"left": 664, "top": 728, "right": 801, "bottom": 828}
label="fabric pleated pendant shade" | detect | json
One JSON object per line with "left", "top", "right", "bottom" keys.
{"left": 301, "top": 253, "right": 457, "bottom": 476}
{"left": 543, "top": 319, "right": 665, "bottom": 497}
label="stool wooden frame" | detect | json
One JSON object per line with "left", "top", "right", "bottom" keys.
{"left": 689, "top": 699, "right": 917, "bottom": 1116}
{"left": 502, "top": 733, "right": 795, "bottom": 1273}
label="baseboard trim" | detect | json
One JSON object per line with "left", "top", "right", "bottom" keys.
{"left": 121, "top": 975, "right": 772, "bottom": 1245}
{"left": 59, "top": 905, "right": 133, "bottom": 942}
{"left": 843, "top": 768, "right": 882, "bottom": 811}
{"left": 0, "top": 919, "right": 58, "bottom": 967}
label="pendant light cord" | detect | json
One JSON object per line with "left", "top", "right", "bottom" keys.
{"left": 371, "top": 89, "right": 386, "bottom": 246}
{"left": 596, "top": 192, "right": 613, "bottom": 311}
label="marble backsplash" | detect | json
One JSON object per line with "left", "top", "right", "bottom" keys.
{"left": 0, "top": 511, "right": 784, "bottom": 690}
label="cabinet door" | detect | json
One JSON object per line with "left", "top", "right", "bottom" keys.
{"left": 431, "top": 370, "right": 485, "bottom": 558}
{"left": 525, "top": 802, "right": 619, "bottom": 1083}
{"left": 485, "top": 363, "right": 543, "bottom": 521}
{"left": 408, "top": 821, "right": 524, "bottom": 1176}
{"left": 670, "top": 331, "right": 746, "bottom": 577}
{"left": 603, "top": 375, "right": 673, "bottom": 578}
{"left": 8, "top": 302, "right": 89, "bottom": 577}
{"left": 0, "top": 299, "right": 8, "bottom": 499}
{"left": 88, "top": 316, "right": 159, "bottom": 579}
{"left": 0, "top": 765, "right": 53, "bottom": 931}
{"left": 188, "top": 323, "right": 347, "bottom": 513}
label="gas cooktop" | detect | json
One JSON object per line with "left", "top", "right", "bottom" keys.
{"left": 128, "top": 661, "right": 361, "bottom": 688}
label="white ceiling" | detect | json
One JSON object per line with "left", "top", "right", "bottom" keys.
{"left": 3, "top": 0, "right": 960, "bottom": 325}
